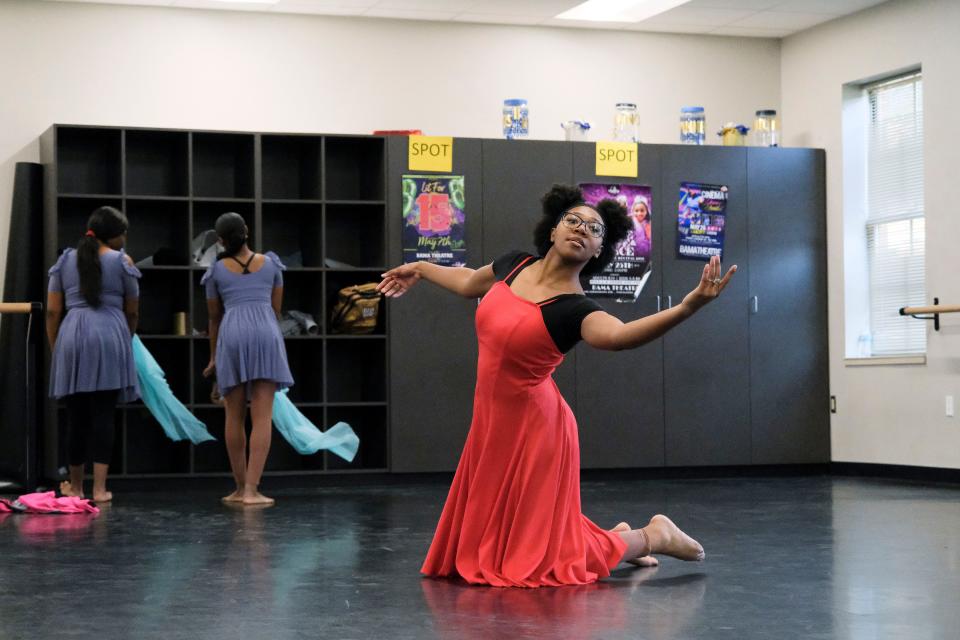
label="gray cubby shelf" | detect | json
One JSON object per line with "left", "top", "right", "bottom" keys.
{"left": 125, "top": 195, "right": 191, "bottom": 202}
{"left": 125, "top": 129, "right": 189, "bottom": 197}
{"left": 41, "top": 124, "right": 389, "bottom": 478}
{"left": 57, "top": 192, "right": 125, "bottom": 199}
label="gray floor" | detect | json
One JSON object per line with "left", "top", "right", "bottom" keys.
{"left": 1, "top": 475, "right": 958, "bottom": 640}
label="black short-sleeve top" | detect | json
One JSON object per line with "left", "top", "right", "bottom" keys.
{"left": 491, "top": 251, "right": 604, "bottom": 354}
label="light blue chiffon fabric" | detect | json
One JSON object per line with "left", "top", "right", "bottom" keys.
{"left": 133, "top": 336, "right": 357, "bottom": 459}
{"left": 272, "top": 389, "right": 359, "bottom": 462}
{"left": 132, "top": 336, "right": 216, "bottom": 444}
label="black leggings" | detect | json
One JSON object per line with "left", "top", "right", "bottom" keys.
{"left": 65, "top": 390, "right": 119, "bottom": 466}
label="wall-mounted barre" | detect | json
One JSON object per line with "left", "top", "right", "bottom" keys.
{"left": 899, "top": 298, "right": 960, "bottom": 331}
{"left": 0, "top": 302, "right": 41, "bottom": 315}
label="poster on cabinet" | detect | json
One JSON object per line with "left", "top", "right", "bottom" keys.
{"left": 579, "top": 182, "right": 653, "bottom": 301}
{"left": 676, "top": 182, "right": 727, "bottom": 261}
{"left": 401, "top": 175, "right": 466, "bottom": 267}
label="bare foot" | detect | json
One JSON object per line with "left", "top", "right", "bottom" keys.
{"left": 221, "top": 489, "right": 245, "bottom": 504}
{"left": 92, "top": 490, "right": 113, "bottom": 504}
{"left": 646, "top": 514, "right": 705, "bottom": 561}
{"left": 59, "top": 481, "right": 83, "bottom": 498}
{"left": 611, "top": 522, "right": 660, "bottom": 567}
{"left": 242, "top": 491, "right": 274, "bottom": 506}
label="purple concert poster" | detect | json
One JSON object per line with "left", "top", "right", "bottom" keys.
{"left": 676, "top": 182, "right": 727, "bottom": 261}
{"left": 579, "top": 182, "right": 653, "bottom": 301}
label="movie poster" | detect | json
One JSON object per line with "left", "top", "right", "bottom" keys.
{"left": 401, "top": 175, "right": 466, "bottom": 267}
{"left": 579, "top": 182, "right": 653, "bottom": 301}
{"left": 676, "top": 182, "right": 727, "bottom": 261}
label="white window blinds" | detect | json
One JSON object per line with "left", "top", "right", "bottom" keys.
{"left": 865, "top": 72, "right": 925, "bottom": 355}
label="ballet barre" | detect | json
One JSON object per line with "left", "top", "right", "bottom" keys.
{"left": 0, "top": 302, "right": 40, "bottom": 314}
{"left": 899, "top": 298, "right": 960, "bottom": 332}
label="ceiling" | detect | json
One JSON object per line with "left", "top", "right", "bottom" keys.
{"left": 43, "top": 0, "right": 891, "bottom": 38}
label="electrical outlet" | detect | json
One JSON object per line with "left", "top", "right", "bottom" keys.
{"left": 947, "top": 395, "right": 955, "bottom": 418}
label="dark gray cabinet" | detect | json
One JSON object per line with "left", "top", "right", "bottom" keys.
{"left": 661, "top": 146, "right": 752, "bottom": 466}
{"left": 571, "top": 143, "right": 665, "bottom": 469}
{"left": 382, "top": 139, "right": 828, "bottom": 473}
{"left": 747, "top": 147, "right": 829, "bottom": 464}
{"left": 386, "top": 137, "right": 485, "bottom": 472}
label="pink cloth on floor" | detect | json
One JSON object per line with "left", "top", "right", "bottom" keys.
{"left": 14, "top": 491, "right": 100, "bottom": 514}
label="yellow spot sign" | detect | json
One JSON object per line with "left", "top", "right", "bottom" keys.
{"left": 595, "top": 141, "right": 638, "bottom": 178}
{"left": 409, "top": 136, "right": 453, "bottom": 173}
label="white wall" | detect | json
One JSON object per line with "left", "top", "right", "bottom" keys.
{"left": 0, "top": 0, "right": 780, "bottom": 295}
{"left": 781, "top": 0, "right": 960, "bottom": 469}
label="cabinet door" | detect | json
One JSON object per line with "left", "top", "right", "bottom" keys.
{"left": 572, "top": 143, "right": 665, "bottom": 469}
{"left": 480, "top": 140, "right": 578, "bottom": 404}
{"left": 661, "top": 146, "right": 752, "bottom": 466}
{"left": 748, "top": 148, "right": 829, "bottom": 463}
{"left": 387, "top": 137, "right": 485, "bottom": 472}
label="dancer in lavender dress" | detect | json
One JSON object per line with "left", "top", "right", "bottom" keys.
{"left": 46, "top": 206, "right": 140, "bottom": 503}
{"left": 202, "top": 212, "right": 293, "bottom": 506}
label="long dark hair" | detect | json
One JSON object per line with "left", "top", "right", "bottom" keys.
{"left": 78, "top": 206, "right": 128, "bottom": 307}
{"left": 215, "top": 212, "right": 247, "bottom": 259}
{"left": 533, "top": 184, "right": 631, "bottom": 278}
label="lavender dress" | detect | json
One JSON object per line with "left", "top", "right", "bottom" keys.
{"left": 202, "top": 252, "right": 293, "bottom": 396}
{"left": 48, "top": 249, "right": 141, "bottom": 402}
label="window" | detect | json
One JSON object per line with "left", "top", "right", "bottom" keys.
{"left": 864, "top": 72, "right": 924, "bottom": 355}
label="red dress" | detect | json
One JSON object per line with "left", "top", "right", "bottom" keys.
{"left": 421, "top": 255, "right": 627, "bottom": 587}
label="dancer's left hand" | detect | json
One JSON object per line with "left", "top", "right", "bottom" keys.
{"left": 681, "top": 256, "right": 737, "bottom": 312}
{"left": 377, "top": 263, "right": 421, "bottom": 298}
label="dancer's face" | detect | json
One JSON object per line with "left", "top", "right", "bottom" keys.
{"left": 550, "top": 205, "right": 604, "bottom": 261}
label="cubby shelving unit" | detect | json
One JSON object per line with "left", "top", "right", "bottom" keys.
{"left": 41, "top": 125, "right": 389, "bottom": 478}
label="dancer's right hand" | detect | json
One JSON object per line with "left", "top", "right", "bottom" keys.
{"left": 377, "top": 263, "right": 421, "bottom": 298}
{"left": 202, "top": 359, "right": 216, "bottom": 378}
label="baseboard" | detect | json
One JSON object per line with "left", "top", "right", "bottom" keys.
{"left": 830, "top": 462, "right": 960, "bottom": 485}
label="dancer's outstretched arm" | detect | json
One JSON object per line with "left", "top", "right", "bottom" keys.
{"left": 378, "top": 262, "right": 495, "bottom": 299}
{"left": 582, "top": 256, "right": 737, "bottom": 351}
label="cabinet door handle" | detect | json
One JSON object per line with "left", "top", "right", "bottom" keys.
{"left": 666, "top": 295, "right": 673, "bottom": 309}
{"left": 656, "top": 295, "right": 661, "bottom": 312}
{"left": 751, "top": 296, "right": 759, "bottom": 314}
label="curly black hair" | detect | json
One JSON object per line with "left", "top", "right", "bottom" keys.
{"left": 533, "top": 184, "right": 632, "bottom": 278}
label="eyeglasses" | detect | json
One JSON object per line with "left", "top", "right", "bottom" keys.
{"left": 558, "top": 212, "right": 605, "bottom": 238}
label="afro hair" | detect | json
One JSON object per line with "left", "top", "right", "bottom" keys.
{"left": 533, "top": 184, "right": 632, "bottom": 278}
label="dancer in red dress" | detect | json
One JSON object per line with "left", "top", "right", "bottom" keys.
{"left": 379, "top": 184, "right": 737, "bottom": 588}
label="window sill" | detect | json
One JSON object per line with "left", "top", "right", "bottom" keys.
{"left": 844, "top": 355, "right": 926, "bottom": 367}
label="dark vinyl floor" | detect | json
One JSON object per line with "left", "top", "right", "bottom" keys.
{"left": 1, "top": 475, "right": 958, "bottom": 640}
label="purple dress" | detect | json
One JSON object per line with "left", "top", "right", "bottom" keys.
{"left": 48, "top": 249, "right": 141, "bottom": 402}
{"left": 202, "top": 252, "right": 293, "bottom": 396}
